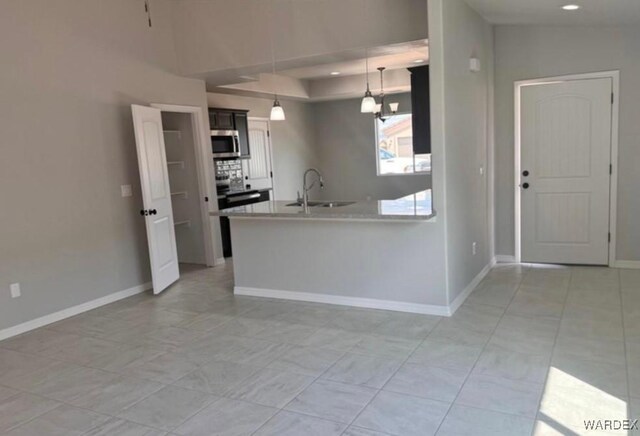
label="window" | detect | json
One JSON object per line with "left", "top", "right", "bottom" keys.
{"left": 376, "top": 113, "right": 431, "bottom": 175}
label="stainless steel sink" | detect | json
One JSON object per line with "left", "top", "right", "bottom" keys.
{"left": 285, "top": 201, "right": 355, "bottom": 208}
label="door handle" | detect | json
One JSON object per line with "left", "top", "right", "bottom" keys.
{"left": 522, "top": 183, "right": 530, "bottom": 189}
{"left": 149, "top": 209, "right": 158, "bottom": 215}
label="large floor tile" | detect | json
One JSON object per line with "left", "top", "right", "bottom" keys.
{"left": 353, "top": 391, "right": 450, "bottom": 436}
{"left": 343, "top": 427, "right": 394, "bottom": 436}
{"left": 0, "top": 392, "right": 59, "bottom": 433}
{"left": 123, "top": 352, "right": 199, "bottom": 383}
{"left": 82, "top": 417, "right": 166, "bottom": 436}
{"left": 507, "top": 292, "right": 564, "bottom": 319}
{"left": 267, "top": 345, "right": 343, "bottom": 376}
{"left": 253, "top": 410, "right": 346, "bottom": 436}
{"left": 548, "top": 356, "right": 628, "bottom": 397}
{"left": 488, "top": 314, "right": 559, "bottom": 356}
{"left": 299, "top": 328, "right": 364, "bottom": 351}
{"left": 473, "top": 345, "right": 550, "bottom": 383}
{"left": 371, "top": 313, "right": 440, "bottom": 340}
{"left": 456, "top": 374, "right": 544, "bottom": 418}
{"left": 71, "top": 375, "right": 164, "bottom": 415}
{"left": 3, "top": 404, "right": 110, "bottom": 436}
{"left": 285, "top": 379, "right": 377, "bottom": 424}
{"left": 174, "top": 360, "right": 260, "bottom": 395}
{"left": 117, "top": 385, "right": 216, "bottom": 431}
{"left": 174, "top": 397, "right": 277, "bottom": 436}
{"left": 225, "top": 367, "right": 314, "bottom": 408}
{"left": 29, "top": 366, "right": 119, "bottom": 403}
{"left": 351, "top": 335, "right": 421, "bottom": 359}
{"left": 436, "top": 404, "right": 534, "bottom": 436}
{"left": 321, "top": 353, "right": 403, "bottom": 388}
{"left": 438, "top": 304, "right": 503, "bottom": 335}
{"left": 408, "top": 338, "right": 483, "bottom": 372}
{"left": 384, "top": 363, "right": 468, "bottom": 402}
{"left": 553, "top": 335, "right": 626, "bottom": 366}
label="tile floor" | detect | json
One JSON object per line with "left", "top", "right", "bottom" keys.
{"left": 0, "top": 263, "right": 639, "bottom": 435}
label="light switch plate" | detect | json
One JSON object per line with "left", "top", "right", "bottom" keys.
{"left": 121, "top": 185, "right": 133, "bottom": 197}
{"left": 10, "top": 283, "right": 21, "bottom": 298}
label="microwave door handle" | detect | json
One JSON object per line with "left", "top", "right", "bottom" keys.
{"left": 234, "top": 135, "right": 240, "bottom": 154}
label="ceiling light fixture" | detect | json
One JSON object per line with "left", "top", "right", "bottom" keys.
{"left": 414, "top": 59, "right": 424, "bottom": 63}
{"left": 268, "top": 0, "right": 285, "bottom": 121}
{"left": 372, "top": 67, "right": 399, "bottom": 122}
{"left": 330, "top": 71, "right": 341, "bottom": 76}
{"left": 361, "top": 48, "right": 376, "bottom": 113}
{"left": 562, "top": 4, "right": 580, "bottom": 10}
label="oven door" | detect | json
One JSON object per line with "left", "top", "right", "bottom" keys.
{"left": 211, "top": 130, "right": 240, "bottom": 158}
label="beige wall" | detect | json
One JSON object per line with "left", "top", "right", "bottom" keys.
{"left": 494, "top": 25, "right": 640, "bottom": 262}
{"left": 0, "top": 0, "right": 211, "bottom": 331}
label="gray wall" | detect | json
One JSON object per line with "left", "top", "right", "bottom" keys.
{"left": 311, "top": 93, "right": 431, "bottom": 201}
{"left": 207, "top": 93, "right": 320, "bottom": 200}
{"left": 494, "top": 25, "right": 640, "bottom": 261}
{"left": 429, "top": 0, "right": 494, "bottom": 302}
{"left": 0, "top": 0, "right": 211, "bottom": 331}
{"left": 171, "top": 0, "right": 428, "bottom": 76}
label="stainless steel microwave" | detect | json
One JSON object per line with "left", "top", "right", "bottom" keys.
{"left": 211, "top": 130, "right": 240, "bottom": 158}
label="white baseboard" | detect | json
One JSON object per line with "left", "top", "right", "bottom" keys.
{"left": 214, "top": 257, "right": 226, "bottom": 266}
{"left": 234, "top": 286, "right": 451, "bottom": 316}
{"left": 614, "top": 260, "right": 640, "bottom": 269}
{"left": 448, "top": 259, "right": 495, "bottom": 316}
{"left": 495, "top": 255, "right": 517, "bottom": 263}
{"left": 0, "top": 282, "right": 152, "bottom": 341}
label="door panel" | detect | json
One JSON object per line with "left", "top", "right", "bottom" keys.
{"left": 242, "top": 119, "right": 273, "bottom": 191}
{"left": 132, "top": 105, "right": 180, "bottom": 294}
{"left": 520, "top": 78, "right": 611, "bottom": 265}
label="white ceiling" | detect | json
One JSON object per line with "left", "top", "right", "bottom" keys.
{"left": 279, "top": 42, "right": 429, "bottom": 80}
{"left": 465, "top": 0, "right": 640, "bottom": 25}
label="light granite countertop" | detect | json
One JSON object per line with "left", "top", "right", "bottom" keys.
{"left": 210, "top": 189, "right": 435, "bottom": 221}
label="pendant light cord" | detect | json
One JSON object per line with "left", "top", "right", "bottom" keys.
{"left": 269, "top": 0, "right": 278, "bottom": 100}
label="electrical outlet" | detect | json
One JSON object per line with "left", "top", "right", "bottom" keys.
{"left": 472, "top": 242, "right": 477, "bottom": 256}
{"left": 121, "top": 185, "right": 133, "bottom": 197}
{"left": 10, "top": 283, "right": 21, "bottom": 298}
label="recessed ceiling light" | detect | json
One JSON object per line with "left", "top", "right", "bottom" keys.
{"left": 330, "top": 71, "right": 341, "bottom": 76}
{"left": 562, "top": 4, "right": 581, "bottom": 10}
{"left": 414, "top": 59, "right": 425, "bottom": 63}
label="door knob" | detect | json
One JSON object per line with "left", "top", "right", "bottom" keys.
{"left": 149, "top": 209, "right": 157, "bottom": 215}
{"left": 522, "top": 183, "right": 530, "bottom": 189}
{"left": 522, "top": 170, "right": 529, "bottom": 177}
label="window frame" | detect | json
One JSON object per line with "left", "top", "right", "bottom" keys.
{"left": 374, "top": 112, "right": 431, "bottom": 177}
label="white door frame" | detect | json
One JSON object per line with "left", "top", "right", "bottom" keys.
{"left": 151, "top": 103, "right": 221, "bottom": 267}
{"left": 248, "top": 116, "right": 276, "bottom": 200}
{"left": 514, "top": 70, "right": 619, "bottom": 266}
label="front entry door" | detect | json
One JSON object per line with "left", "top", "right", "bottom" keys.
{"left": 131, "top": 105, "right": 180, "bottom": 293}
{"left": 520, "top": 78, "right": 612, "bottom": 265}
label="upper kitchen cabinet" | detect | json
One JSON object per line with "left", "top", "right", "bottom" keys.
{"left": 209, "top": 108, "right": 251, "bottom": 158}
{"left": 408, "top": 65, "right": 431, "bottom": 155}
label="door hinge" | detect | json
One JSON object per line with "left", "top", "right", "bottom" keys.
{"left": 267, "top": 130, "right": 270, "bottom": 137}
{"left": 204, "top": 196, "right": 209, "bottom": 202}
{"left": 270, "top": 171, "right": 273, "bottom": 178}
{"left": 610, "top": 164, "right": 613, "bottom": 175}
{"left": 608, "top": 232, "right": 611, "bottom": 243}
{"left": 611, "top": 93, "right": 614, "bottom": 104}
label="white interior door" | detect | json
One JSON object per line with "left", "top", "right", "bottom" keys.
{"left": 242, "top": 119, "right": 274, "bottom": 192}
{"left": 520, "top": 78, "right": 612, "bottom": 265}
{"left": 132, "top": 105, "right": 180, "bottom": 294}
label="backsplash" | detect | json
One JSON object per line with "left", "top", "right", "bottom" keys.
{"left": 215, "top": 160, "right": 244, "bottom": 191}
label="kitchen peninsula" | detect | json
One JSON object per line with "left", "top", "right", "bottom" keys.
{"left": 211, "top": 190, "right": 455, "bottom": 315}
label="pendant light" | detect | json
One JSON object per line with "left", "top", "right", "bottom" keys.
{"left": 269, "top": 0, "right": 285, "bottom": 121}
{"left": 360, "top": 48, "right": 376, "bottom": 113}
